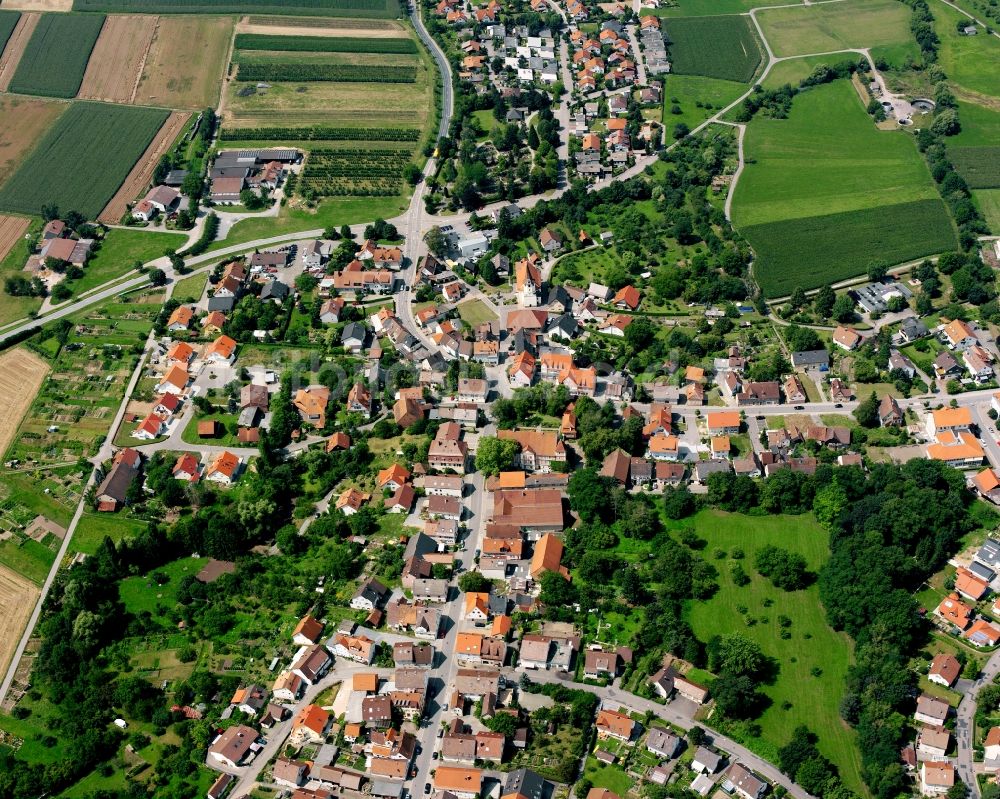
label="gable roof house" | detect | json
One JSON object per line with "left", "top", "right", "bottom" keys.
{"left": 96, "top": 449, "right": 141, "bottom": 512}
{"left": 596, "top": 709, "right": 637, "bottom": 743}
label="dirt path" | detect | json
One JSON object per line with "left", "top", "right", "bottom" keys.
{"left": 0, "top": 11, "right": 37, "bottom": 91}
{"left": 98, "top": 111, "right": 190, "bottom": 224}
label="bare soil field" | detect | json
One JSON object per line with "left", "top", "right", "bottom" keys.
{"left": 0, "top": 0, "right": 70, "bottom": 10}
{"left": 78, "top": 14, "right": 157, "bottom": 104}
{"left": 134, "top": 15, "right": 232, "bottom": 109}
{"left": 0, "top": 95, "right": 65, "bottom": 186}
{"left": 0, "top": 214, "right": 28, "bottom": 261}
{"left": 0, "top": 348, "right": 48, "bottom": 460}
{"left": 0, "top": 564, "right": 39, "bottom": 683}
{"left": 98, "top": 110, "right": 189, "bottom": 223}
{"left": 0, "top": 11, "right": 37, "bottom": 91}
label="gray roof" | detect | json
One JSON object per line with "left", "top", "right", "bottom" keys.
{"left": 693, "top": 746, "right": 722, "bottom": 772}
{"left": 260, "top": 280, "right": 288, "bottom": 300}
{"left": 342, "top": 322, "right": 366, "bottom": 344}
{"left": 696, "top": 459, "right": 731, "bottom": 481}
{"left": 976, "top": 538, "right": 1000, "bottom": 568}
{"left": 208, "top": 295, "right": 235, "bottom": 312}
{"left": 504, "top": 769, "right": 547, "bottom": 799}
{"left": 900, "top": 316, "right": 929, "bottom": 339}
{"left": 790, "top": 349, "right": 829, "bottom": 367}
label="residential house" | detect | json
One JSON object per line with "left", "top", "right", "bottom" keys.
{"left": 928, "top": 653, "right": 961, "bottom": 688}
{"left": 722, "top": 764, "right": 767, "bottom": 799}
{"left": 293, "top": 704, "right": 331, "bottom": 744}
{"left": 596, "top": 709, "right": 637, "bottom": 743}
{"left": 208, "top": 725, "right": 261, "bottom": 768}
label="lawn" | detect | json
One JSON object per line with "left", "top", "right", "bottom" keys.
{"left": 755, "top": 0, "right": 914, "bottom": 58}
{"left": 680, "top": 509, "right": 864, "bottom": 795}
{"left": 181, "top": 412, "right": 241, "bottom": 447}
{"left": 929, "top": 0, "right": 1000, "bottom": 102}
{"left": 68, "top": 228, "right": 185, "bottom": 295}
{"left": 0, "top": 537, "right": 53, "bottom": 585}
{"left": 172, "top": 271, "right": 209, "bottom": 303}
{"left": 456, "top": 298, "right": 497, "bottom": 327}
{"left": 584, "top": 761, "right": 634, "bottom": 795}
{"left": 663, "top": 15, "right": 763, "bottom": 82}
{"left": 661, "top": 74, "right": 749, "bottom": 131}
{"left": 119, "top": 556, "right": 210, "bottom": 618}
{"left": 647, "top": 0, "right": 787, "bottom": 16}
{"left": 950, "top": 101, "right": 1000, "bottom": 147}
{"left": 976, "top": 189, "right": 1000, "bottom": 234}
{"left": 761, "top": 54, "right": 859, "bottom": 89}
{"left": 72, "top": 512, "right": 149, "bottom": 555}
{"left": 0, "top": 216, "right": 43, "bottom": 325}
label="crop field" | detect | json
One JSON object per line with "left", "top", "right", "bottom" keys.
{"left": 8, "top": 12, "right": 105, "bottom": 98}
{"left": 746, "top": 199, "right": 956, "bottom": 296}
{"left": 0, "top": 565, "right": 38, "bottom": 680}
{"left": 72, "top": 0, "right": 400, "bottom": 16}
{"left": 949, "top": 146, "right": 1000, "bottom": 189}
{"left": 77, "top": 13, "right": 156, "bottom": 103}
{"left": 0, "top": 96, "right": 65, "bottom": 187}
{"left": 756, "top": 0, "right": 913, "bottom": 58}
{"left": 219, "top": 124, "right": 419, "bottom": 142}
{"left": 0, "top": 214, "right": 27, "bottom": 262}
{"left": 0, "top": 9, "right": 18, "bottom": 48}
{"left": 0, "top": 11, "right": 35, "bottom": 90}
{"left": 235, "top": 60, "right": 415, "bottom": 82}
{"left": 930, "top": 0, "right": 1000, "bottom": 102}
{"left": 732, "top": 81, "right": 941, "bottom": 226}
{"left": 5, "top": 295, "right": 160, "bottom": 473}
{"left": 977, "top": 190, "right": 1000, "bottom": 234}
{"left": 300, "top": 148, "right": 410, "bottom": 195}
{"left": 681, "top": 510, "right": 864, "bottom": 794}
{"left": 664, "top": 15, "right": 762, "bottom": 82}
{"left": 234, "top": 32, "right": 415, "bottom": 52}
{"left": 99, "top": 110, "right": 190, "bottom": 223}
{"left": 133, "top": 15, "right": 232, "bottom": 108}
{"left": 0, "top": 102, "right": 168, "bottom": 218}
{"left": 0, "top": 348, "right": 48, "bottom": 460}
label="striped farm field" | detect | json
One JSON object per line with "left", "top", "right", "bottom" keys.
{"left": 664, "top": 14, "right": 763, "bottom": 82}
{"left": 133, "top": 15, "right": 232, "bottom": 108}
{"left": 949, "top": 147, "right": 1000, "bottom": 189}
{"left": 234, "top": 32, "right": 415, "bottom": 52}
{"left": 0, "top": 102, "right": 169, "bottom": 218}
{"left": 0, "top": 9, "right": 18, "bottom": 48}
{"left": 77, "top": 13, "right": 157, "bottom": 103}
{"left": 0, "top": 10, "right": 36, "bottom": 90}
{"left": 8, "top": 12, "right": 105, "bottom": 97}
{"left": 72, "top": 0, "right": 400, "bottom": 16}
{"left": 99, "top": 110, "right": 189, "bottom": 223}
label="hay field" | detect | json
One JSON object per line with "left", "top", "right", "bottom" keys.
{"left": 238, "top": 14, "right": 407, "bottom": 36}
{"left": 0, "top": 0, "right": 70, "bottom": 10}
{"left": 99, "top": 110, "right": 189, "bottom": 223}
{"left": 78, "top": 13, "right": 157, "bottom": 103}
{"left": 133, "top": 15, "right": 232, "bottom": 108}
{"left": 0, "top": 348, "right": 48, "bottom": 459}
{"left": 0, "top": 10, "right": 36, "bottom": 90}
{"left": 0, "top": 564, "right": 39, "bottom": 682}
{"left": 756, "top": 0, "right": 913, "bottom": 57}
{"left": 0, "top": 214, "right": 28, "bottom": 261}
{"left": 0, "top": 96, "right": 65, "bottom": 184}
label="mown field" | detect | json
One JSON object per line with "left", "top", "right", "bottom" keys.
{"left": 72, "top": 0, "right": 400, "bottom": 15}
{"left": 732, "top": 80, "right": 941, "bottom": 226}
{"left": 664, "top": 14, "right": 761, "bottom": 82}
{"left": 132, "top": 15, "right": 232, "bottom": 108}
{"left": 949, "top": 146, "right": 1000, "bottom": 189}
{"left": 733, "top": 80, "right": 955, "bottom": 296}
{"left": 761, "top": 53, "right": 858, "bottom": 89}
{"left": 745, "top": 199, "right": 957, "bottom": 296}
{"left": 8, "top": 12, "right": 104, "bottom": 97}
{"left": 0, "top": 102, "right": 168, "bottom": 218}
{"left": 647, "top": 0, "right": 784, "bottom": 16}
{"left": 680, "top": 510, "right": 864, "bottom": 795}
{"left": 234, "top": 32, "right": 415, "bottom": 52}
{"left": 661, "top": 74, "right": 748, "bottom": 131}
{"left": 0, "top": 95, "right": 65, "bottom": 188}
{"left": 929, "top": 0, "right": 1000, "bottom": 103}
{"left": 977, "top": 189, "right": 1000, "bottom": 234}
{"left": 755, "top": 0, "right": 913, "bottom": 58}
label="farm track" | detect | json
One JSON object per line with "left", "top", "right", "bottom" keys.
{"left": 98, "top": 110, "right": 189, "bottom": 224}
{"left": 0, "top": 10, "right": 36, "bottom": 91}
{"left": 77, "top": 14, "right": 157, "bottom": 104}
{"left": 0, "top": 214, "right": 27, "bottom": 261}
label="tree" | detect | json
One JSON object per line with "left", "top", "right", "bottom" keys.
{"left": 475, "top": 437, "right": 520, "bottom": 476}
{"left": 853, "top": 391, "right": 880, "bottom": 428}
{"left": 458, "top": 572, "right": 491, "bottom": 593}
{"left": 539, "top": 571, "right": 577, "bottom": 606}
{"left": 567, "top": 467, "right": 616, "bottom": 524}
{"left": 831, "top": 293, "right": 855, "bottom": 322}
{"left": 931, "top": 109, "right": 960, "bottom": 136}
{"left": 148, "top": 268, "right": 166, "bottom": 286}
{"left": 754, "top": 545, "right": 809, "bottom": 590}
{"left": 663, "top": 485, "right": 695, "bottom": 519}
{"left": 813, "top": 284, "right": 835, "bottom": 317}
{"left": 867, "top": 260, "right": 888, "bottom": 282}
{"left": 424, "top": 226, "right": 447, "bottom": 257}
{"left": 624, "top": 317, "right": 655, "bottom": 350}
